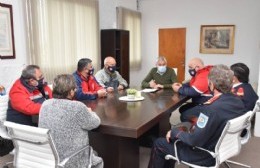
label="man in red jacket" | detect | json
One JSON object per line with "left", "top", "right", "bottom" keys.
{"left": 172, "top": 58, "right": 213, "bottom": 122}
{"left": 73, "top": 58, "right": 107, "bottom": 101}
{"left": 6, "top": 65, "right": 52, "bottom": 126}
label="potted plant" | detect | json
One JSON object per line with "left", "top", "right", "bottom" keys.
{"left": 126, "top": 88, "right": 137, "bottom": 99}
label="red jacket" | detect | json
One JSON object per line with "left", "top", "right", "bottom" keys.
{"left": 73, "top": 71, "right": 104, "bottom": 100}
{"left": 7, "top": 79, "right": 52, "bottom": 126}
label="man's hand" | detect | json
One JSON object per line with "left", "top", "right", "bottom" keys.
{"left": 149, "top": 80, "right": 157, "bottom": 88}
{"left": 106, "top": 87, "right": 114, "bottom": 93}
{"left": 97, "top": 89, "right": 107, "bottom": 98}
{"left": 117, "top": 84, "right": 124, "bottom": 91}
{"left": 172, "top": 83, "right": 182, "bottom": 92}
{"left": 87, "top": 107, "right": 93, "bottom": 112}
{"left": 166, "top": 130, "right": 172, "bottom": 143}
{"left": 155, "top": 84, "right": 164, "bottom": 89}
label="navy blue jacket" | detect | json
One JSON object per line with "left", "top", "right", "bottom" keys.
{"left": 232, "top": 83, "right": 258, "bottom": 111}
{"left": 170, "top": 93, "right": 246, "bottom": 165}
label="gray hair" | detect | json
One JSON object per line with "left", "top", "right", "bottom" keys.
{"left": 208, "top": 64, "right": 234, "bottom": 93}
{"left": 52, "top": 74, "right": 77, "bottom": 99}
{"left": 21, "top": 65, "right": 40, "bottom": 80}
{"left": 156, "top": 56, "right": 167, "bottom": 64}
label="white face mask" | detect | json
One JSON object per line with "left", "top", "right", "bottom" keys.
{"left": 157, "top": 66, "right": 167, "bottom": 73}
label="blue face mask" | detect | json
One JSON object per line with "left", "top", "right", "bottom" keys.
{"left": 157, "top": 66, "right": 167, "bottom": 73}
{"left": 108, "top": 66, "right": 116, "bottom": 73}
{"left": 188, "top": 69, "right": 196, "bottom": 77}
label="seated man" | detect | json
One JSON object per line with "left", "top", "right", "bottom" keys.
{"left": 231, "top": 63, "right": 258, "bottom": 111}
{"left": 141, "top": 56, "right": 177, "bottom": 89}
{"left": 172, "top": 57, "right": 212, "bottom": 122}
{"left": 95, "top": 56, "right": 128, "bottom": 92}
{"left": 6, "top": 65, "right": 52, "bottom": 126}
{"left": 73, "top": 58, "right": 107, "bottom": 101}
{"left": 148, "top": 64, "right": 246, "bottom": 168}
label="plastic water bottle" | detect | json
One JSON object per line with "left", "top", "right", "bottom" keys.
{"left": 0, "top": 85, "right": 6, "bottom": 96}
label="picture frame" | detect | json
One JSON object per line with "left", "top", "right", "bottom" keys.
{"left": 200, "top": 25, "right": 235, "bottom": 54}
{"left": 0, "top": 3, "right": 15, "bottom": 59}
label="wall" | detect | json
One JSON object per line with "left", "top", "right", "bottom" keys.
{"left": 0, "top": 0, "right": 28, "bottom": 89}
{"left": 130, "top": 0, "right": 260, "bottom": 88}
{"left": 1, "top": 0, "right": 260, "bottom": 91}
{"left": 99, "top": 0, "right": 137, "bottom": 29}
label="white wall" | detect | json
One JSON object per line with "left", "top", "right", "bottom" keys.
{"left": 0, "top": 0, "right": 28, "bottom": 89}
{"left": 130, "top": 0, "right": 260, "bottom": 88}
{"left": 2, "top": 0, "right": 260, "bottom": 91}
{"left": 99, "top": 0, "right": 137, "bottom": 29}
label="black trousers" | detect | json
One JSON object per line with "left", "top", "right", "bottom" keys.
{"left": 148, "top": 137, "right": 215, "bottom": 168}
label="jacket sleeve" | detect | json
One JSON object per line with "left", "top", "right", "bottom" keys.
{"left": 116, "top": 72, "right": 128, "bottom": 87}
{"left": 10, "top": 87, "right": 42, "bottom": 115}
{"left": 170, "top": 111, "right": 215, "bottom": 147}
{"left": 76, "top": 103, "right": 101, "bottom": 130}
{"left": 141, "top": 69, "right": 154, "bottom": 88}
{"left": 73, "top": 74, "right": 98, "bottom": 101}
{"left": 178, "top": 84, "right": 201, "bottom": 97}
{"left": 94, "top": 70, "right": 106, "bottom": 88}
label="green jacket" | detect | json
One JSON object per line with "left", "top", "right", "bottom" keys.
{"left": 141, "top": 67, "right": 177, "bottom": 89}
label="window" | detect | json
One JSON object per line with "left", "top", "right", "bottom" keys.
{"left": 117, "top": 7, "right": 141, "bottom": 70}
{"left": 25, "top": 0, "right": 99, "bottom": 82}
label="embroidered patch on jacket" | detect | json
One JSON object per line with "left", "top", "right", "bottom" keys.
{"left": 237, "top": 87, "right": 244, "bottom": 96}
{"left": 197, "top": 113, "right": 209, "bottom": 128}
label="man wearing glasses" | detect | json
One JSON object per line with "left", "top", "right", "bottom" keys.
{"left": 6, "top": 65, "right": 53, "bottom": 126}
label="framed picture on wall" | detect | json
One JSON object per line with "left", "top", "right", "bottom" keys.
{"left": 0, "top": 3, "right": 16, "bottom": 59}
{"left": 200, "top": 25, "right": 235, "bottom": 54}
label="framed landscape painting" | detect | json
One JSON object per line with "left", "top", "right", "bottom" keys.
{"left": 200, "top": 25, "right": 235, "bottom": 54}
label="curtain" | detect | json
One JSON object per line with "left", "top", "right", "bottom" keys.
{"left": 25, "top": 0, "right": 99, "bottom": 83}
{"left": 117, "top": 7, "right": 141, "bottom": 70}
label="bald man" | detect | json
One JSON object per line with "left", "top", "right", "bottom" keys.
{"left": 172, "top": 58, "right": 213, "bottom": 122}
{"left": 95, "top": 56, "right": 128, "bottom": 92}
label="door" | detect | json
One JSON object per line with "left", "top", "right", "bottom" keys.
{"left": 159, "top": 28, "right": 186, "bottom": 82}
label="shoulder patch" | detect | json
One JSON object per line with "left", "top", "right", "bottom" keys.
{"left": 237, "top": 87, "right": 244, "bottom": 96}
{"left": 197, "top": 113, "right": 209, "bottom": 128}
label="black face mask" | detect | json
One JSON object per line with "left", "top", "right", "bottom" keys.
{"left": 37, "top": 78, "right": 44, "bottom": 88}
{"left": 188, "top": 69, "right": 196, "bottom": 77}
{"left": 108, "top": 66, "right": 116, "bottom": 73}
{"left": 88, "top": 68, "right": 94, "bottom": 75}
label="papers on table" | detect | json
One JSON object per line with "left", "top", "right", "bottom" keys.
{"left": 141, "top": 88, "right": 158, "bottom": 93}
{"left": 119, "top": 96, "right": 145, "bottom": 102}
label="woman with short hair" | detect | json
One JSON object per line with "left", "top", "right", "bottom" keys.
{"left": 39, "top": 74, "right": 103, "bottom": 168}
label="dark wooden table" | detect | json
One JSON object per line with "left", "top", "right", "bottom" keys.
{"left": 84, "top": 89, "right": 189, "bottom": 168}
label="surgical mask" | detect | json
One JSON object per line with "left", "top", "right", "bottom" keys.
{"left": 157, "top": 66, "right": 167, "bottom": 73}
{"left": 108, "top": 66, "right": 116, "bottom": 73}
{"left": 88, "top": 68, "right": 94, "bottom": 75}
{"left": 188, "top": 69, "right": 196, "bottom": 77}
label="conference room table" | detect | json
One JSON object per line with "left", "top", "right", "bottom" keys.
{"left": 83, "top": 89, "right": 189, "bottom": 168}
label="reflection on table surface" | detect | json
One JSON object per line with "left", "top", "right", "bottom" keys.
{"left": 83, "top": 89, "right": 189, "bottom": 138}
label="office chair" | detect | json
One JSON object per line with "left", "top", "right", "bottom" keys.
{"left": 0, "top": 95, "right": 10, "bottom": 139}
{"left": 241, "top": 99, "right": 260, "bottom": 145}
{"left": 165, "top": 111, "right": 252, "bottom": 168}
{"left": 4, "top": 121, "right": 93, "bottom": 168}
